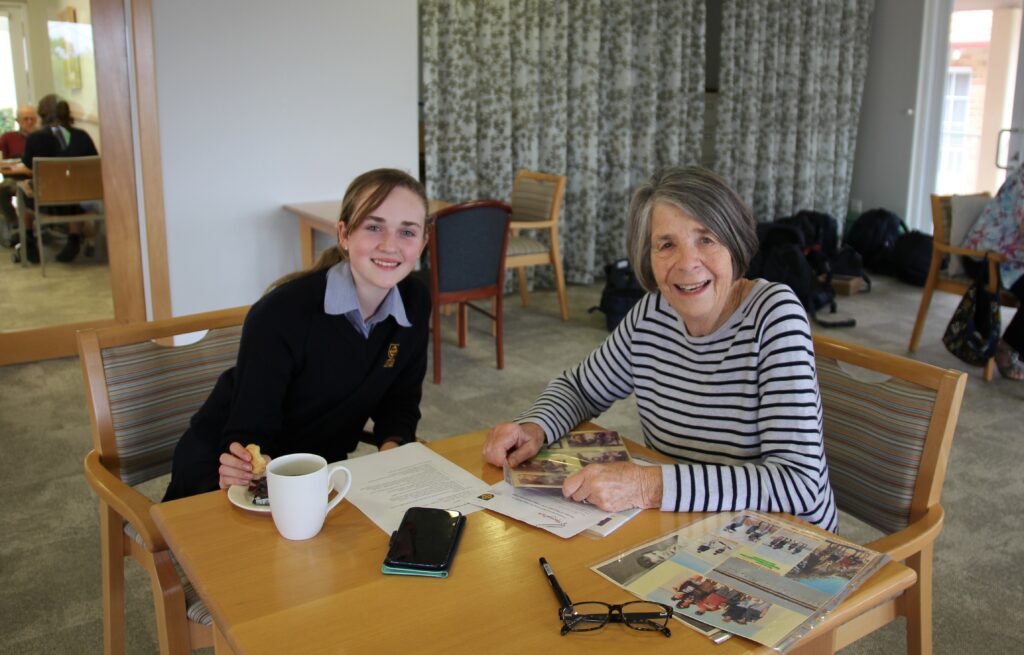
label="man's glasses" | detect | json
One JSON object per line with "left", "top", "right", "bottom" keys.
{"left": 540, "top": 557, "right": 672, "bottom": 638}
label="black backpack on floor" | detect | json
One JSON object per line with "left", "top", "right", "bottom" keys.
{"left": 846, "top": 208, "right": 907, "bottom": 274}
{"left": 590, "top": 259, "right": 646, "bottom": 331}
{"left": 747, "top": 222, "right": 847, "bottom": 323}
{"left": 892, "top": 230, "right": 933, "bottom": 286}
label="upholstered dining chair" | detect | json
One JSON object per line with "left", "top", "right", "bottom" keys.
{"left": 18, "top": 155, "right": 105, "bottom": 275}
{"left": 424, "top": 200, "right": 511, "bottom": 384}
{"left": 908, "top": 193, "right": 1018, "bottom": 380}
{"left": 813, "top": 335, "right": 966, "bottom": 655}
{"left": 505, "top": 169, "right": 569, "bottom": 320}
{"left": 79, "top": 306, "right": 249, "bottom": 655}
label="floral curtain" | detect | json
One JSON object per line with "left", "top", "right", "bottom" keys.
{"left": 421, "top": 0, "right": 706, "bottom": 284}
{"left": 714, "top": 0, "right": 875, "bottom": 223}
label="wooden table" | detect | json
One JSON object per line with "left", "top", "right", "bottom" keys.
{"left": 151, "top": 430, "right": 915, "bottom": 655}
{"left": 283, "top": 199, "right": 451, "bottom": 269}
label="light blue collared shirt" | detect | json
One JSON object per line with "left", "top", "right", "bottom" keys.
{"left": 324, "top": 262, "right": 411, "bottom": 338}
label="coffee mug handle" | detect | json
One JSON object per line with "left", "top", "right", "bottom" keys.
{"left": 325, "top": 463, "right": 352, "bottom": 515}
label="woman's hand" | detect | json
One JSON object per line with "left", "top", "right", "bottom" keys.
{"left": 218, "top": 442, "right": 271, "bottom": 489}
{"left": 561, "top": 462, "right": 663, "bottom": 512}
{"left": 482, "top": 422, "right": 546, "bottom": 467}
{"left": 379, "top": 440, "right": 400, "bottom": 451}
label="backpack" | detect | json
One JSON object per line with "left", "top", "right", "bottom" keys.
{"left": 590, "top": 259, "right": 646, "bottom": 331}
{"left": 845, "top": 208, "right": 906, "bottom": 274}
{"left": 747, "top": 222, "right": 846, "bottom": 324}
{"left": 892, "top": 230, "right": 933, "bottom": 286}
{"left": 829, "top": 244, "right": 872, "bottom": 292}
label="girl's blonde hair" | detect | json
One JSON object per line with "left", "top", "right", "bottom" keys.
{"left": 266, "top": 168, "right": 428, "bottom": 294}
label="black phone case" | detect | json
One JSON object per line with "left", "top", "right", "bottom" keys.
{"left": 384, "top": 508, "right": 466, "bottom": 571}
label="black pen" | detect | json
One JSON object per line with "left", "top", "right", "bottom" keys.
{"left": 539, "top": 557, "right": 572, "bottom": 610}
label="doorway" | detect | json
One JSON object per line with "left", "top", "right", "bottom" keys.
{"left": 0, "top": 0, "right": 147, "bottom": 365}
{"left": 935, "top": 3, "right": 1023, "bottom": 196}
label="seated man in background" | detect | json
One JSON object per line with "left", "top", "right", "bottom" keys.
{"left": 0, "top": 105, "right": 38, "bottom": 246}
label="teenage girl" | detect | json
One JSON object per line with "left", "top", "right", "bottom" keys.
{"left": 164, "top": 168, "right": 431, "bottom": 500}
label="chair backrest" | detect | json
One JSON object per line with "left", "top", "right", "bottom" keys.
{"left": 930, "top": 194, "right": 952, "bottom": 247}
{"left": 813, "top": 335, "right": 966, "bottom": 534}
{"left": 33, "top": 156, "right": 104, "bottom": 206}
{"left": 430, "top": 200, "right": 511, "bottom": 294}
{"left": 510, "top": 170, "right": 566, "bottom": 224}
{"left": 78, "top": 306, "right": 249, "bottom": 486}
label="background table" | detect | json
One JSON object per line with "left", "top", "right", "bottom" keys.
{"left": 152, "top": 430, "right": 915, "bottom": 655}
{"left": 284, "top": 199, "right": 450, "bottom": 269}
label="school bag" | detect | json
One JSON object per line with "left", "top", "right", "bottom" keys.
{"left": 747, "top": 222, "right": 851, "bottom": 326}
{"left": 845, "top": 208, "right": 907, "bottom": 274}
{"left": 589, "top": 259, "right": 646, "bottom": 331}
{"left": 892, "top": 230, "right": 933, "bottom": 286}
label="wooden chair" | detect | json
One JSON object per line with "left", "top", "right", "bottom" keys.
{"left": 908, "top": 194, "right": 1018, "bottom": 380}
{"left": 424, "top": 200, "right": 511, "bottom": 384}
{"left": 505, "top": 169, "right": 569, "bottom": 320}
{"left": 18, "top": 155, "right": 105, "bottom": 275}
{"left": 79, "top": 306, "right": 249, "bottom": 654}
{"left": 813, "top": 335, "right": 967, "bottom": 655}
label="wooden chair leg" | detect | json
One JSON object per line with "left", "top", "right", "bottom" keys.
{"left": 99, "top": 502, "right": 126, "bottom": 655}
{"left": 516, "top": 267, "right": 530, "bottom": 307}
{"left": 432, "top": 304, "right": 442, "bottom": 384}
{"left": 900, "top": 545, "right": 933, "bottom": 655}
{"left": 457, "top": 303, "right": 468, "bottom": 348}
{"left": 909, "top": 255, "right": 941, "bottom": 352}
{"left": 495, "top": 293, "right": 504, "bottom": 370}
{"left": 147, "top": 550, "right": 191, "bottom": 655}
{"left": 984, "top": 357, "right": 995, "bottom": 381}
{"left": 549, "top": 239, "right": 570, "bottom": 321}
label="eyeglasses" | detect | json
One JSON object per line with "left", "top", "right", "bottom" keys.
{"left": 540, "top": 557, "right": 672, "bottom": 638}
{"left": 559, "top": 600, "right": 672, "bottom": 637}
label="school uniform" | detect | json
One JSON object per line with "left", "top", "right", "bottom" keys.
{"left": 163, "top": 262, "right": 430, "bottom": 500}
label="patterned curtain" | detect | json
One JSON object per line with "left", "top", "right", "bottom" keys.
{"left": 714, "top": 0, "right": 874, "bottom": 223}
{"left": 422, "top": 0, "right": 705, "bottom": 284}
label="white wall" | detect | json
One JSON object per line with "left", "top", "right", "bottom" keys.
{"left": 152, "top": 0, "right": 419, "bottom": 315}
{"left": 849, "top": 0, "right": 927, "bottom": 224}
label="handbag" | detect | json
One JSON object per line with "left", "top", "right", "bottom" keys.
{"left": 942, "top": 261, "right": 1001, "bottom": 367}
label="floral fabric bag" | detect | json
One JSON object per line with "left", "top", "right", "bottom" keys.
{"left": 942, "top": 264, "right": 1001, "bottom": 367}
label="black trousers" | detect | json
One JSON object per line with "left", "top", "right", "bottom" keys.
{"left": 1005, "top": 275, "right": 1024, "bottom": 354}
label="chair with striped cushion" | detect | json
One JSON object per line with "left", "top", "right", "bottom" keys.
{"left": 78, "top": 307, "right": 249, "bottom": 655}
{"left": 505, "top": 169, "right": 570, "bottom": 321}
{"left": 813, "top": 335, "right": 966, "bottom": 655}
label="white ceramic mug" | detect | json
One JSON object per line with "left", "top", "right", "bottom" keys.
{"left": 266, "top": 453, "right": 352, "bottom": 541}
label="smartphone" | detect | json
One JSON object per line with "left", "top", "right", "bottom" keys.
{"left": 384, "top": 507, "right": 466, "bottom": 571}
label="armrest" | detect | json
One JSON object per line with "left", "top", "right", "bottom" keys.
{"left": 935, "top": 243, "right": 1005, "bottom": 262}
{"left": 864, "top": 505, "right": 943, "bottom": 562}
{"left": 83, "top": 450, "right": 168, "bottom": 552}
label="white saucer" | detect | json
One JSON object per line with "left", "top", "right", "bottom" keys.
{"left": 227, "top": 485, "right": 271, "bottom": 513}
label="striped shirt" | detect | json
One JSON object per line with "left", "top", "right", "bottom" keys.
{"left": 518, "top": 279, "right": 837, "bottom": 532}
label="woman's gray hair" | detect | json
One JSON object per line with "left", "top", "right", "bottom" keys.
{"left": 625, "top": 166, "right": 759, "bottom": 291}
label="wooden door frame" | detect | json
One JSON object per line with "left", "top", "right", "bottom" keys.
{"left": 0, "top": 0, "right": 169, "bottom": 366}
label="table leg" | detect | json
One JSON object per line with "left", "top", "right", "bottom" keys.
{"left": 298, "top": 217, "right": 317, "bottom": 269}
{"left": 213, "top": 623, "right": 236, "bottom": 655}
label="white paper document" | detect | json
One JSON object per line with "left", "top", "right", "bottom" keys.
{"left": 470, "top": 481, "right": 615, "bottom": 538}
{"left": 342, "top": 442, "right": 491, "bottom": 534}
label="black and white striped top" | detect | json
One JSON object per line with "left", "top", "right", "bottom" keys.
{"left": 518, "top": 279, "right": 837, "bottom": 532}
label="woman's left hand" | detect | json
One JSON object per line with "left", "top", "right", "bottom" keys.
{"left": 379, "top": 440, "right": 400, "bottom": 451}
{"left": 562, "top": 462, "right": 663, "bottom": 512}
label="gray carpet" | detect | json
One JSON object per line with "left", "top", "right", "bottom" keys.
{"left": 0, "top": 276, "right": 1020, "bottom": 654}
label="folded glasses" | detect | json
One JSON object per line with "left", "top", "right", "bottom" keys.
{"left": 540, "top": 557, "right": 671, "bottom": 638}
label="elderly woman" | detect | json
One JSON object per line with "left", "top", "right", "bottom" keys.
{"left": 482, "top": 166, "right": 837, "bottom": 531}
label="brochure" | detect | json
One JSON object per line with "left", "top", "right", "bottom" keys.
{"left": 591, "top": 511, "right": 888, "bottom": 651}
{"left": 503, "top": 429, "right": 632, "bottom": 488}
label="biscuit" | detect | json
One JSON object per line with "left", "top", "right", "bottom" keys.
{"left": 245, "top": 444, "right": 267, "bottom": 477}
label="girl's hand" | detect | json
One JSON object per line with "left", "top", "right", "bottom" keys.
{"left": 218, "top": 442, "right": 271, "bottom": 489}
{"left": 482, "top": 422, "right": 545, "bottom": 467}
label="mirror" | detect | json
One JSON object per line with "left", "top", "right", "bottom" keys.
{"left": 0, "top": 0, "right": 112, "bottom": 332}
